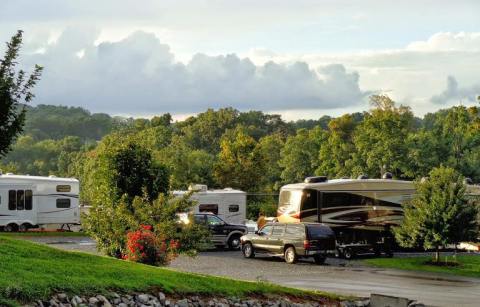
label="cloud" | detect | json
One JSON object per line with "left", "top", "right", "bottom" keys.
{"left": 21, "top": 29, "right": 367, "bottom": 114}
{"left": 407, "top": 32, "right": 480, "bottom": 52}
{"left": 431, "top": 76, "right": 480, "bottom": 105}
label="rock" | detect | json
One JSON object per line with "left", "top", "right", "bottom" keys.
{"left": 158, "top": 292, "right": 166, "bottom": 303}
{"left": 88, "top": 297, "right": 99, "bottom": 305}
{"left": 57, "top": 293, "right": 69, "bottom": 303}
{"left": 165, "top": 299, "right": 171, "bottom": 306}
{"left": 137, "top": 294, "right": 150, "bottom": 304}
{"left": 176, "top": 298, "right": 189, "bottom": 307}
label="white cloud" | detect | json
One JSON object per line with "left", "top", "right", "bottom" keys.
{"left": 407, "top": 32, "right": 480, "bottom": 52}
{"left": 22, "top": 29, "right": 366, "bottom": 114}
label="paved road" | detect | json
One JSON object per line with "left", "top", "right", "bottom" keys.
{"left": 21, "top": 236, "right": 480, "bottom": 307}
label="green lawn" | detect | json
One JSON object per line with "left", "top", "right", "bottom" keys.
{"left": 363, "top": 254, "right": 480, "bottom": 278}
{"left": 0, "top": 236, "right": 344, "bottom": 306}
{"left": 1, "top": 231, "right": 86, "bottom": 237}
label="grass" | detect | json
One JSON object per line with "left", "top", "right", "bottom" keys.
{"left": 1, "top": 231, "right": 87, "bottom": 237}
{"left": 0, "top": 236, "right": 345, "bottom": 306}
{"left": 363, "top": 254, "right": 480, "bottom": 278}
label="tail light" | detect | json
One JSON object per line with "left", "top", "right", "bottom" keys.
{"left": 303, "top": 240, "right": 311, "bottom": 249}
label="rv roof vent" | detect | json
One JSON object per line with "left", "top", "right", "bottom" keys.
{"left": 49, "top": 175, "right": 56, "bottom": 178}
{"left": 223, "top": 187, "right": 233, "bottom": 191}
{"left": 357, "top": 174, "right": 368, "bottom": 180}
{"left": 382, "top": 172, "right": 393, "bottom": 179}
{"left": 464, "top": 177, "right": 473, "bottom": 185}
{"left": 188, "top": 184, "right": 208, "bottom": 192}
{"left": 5, "top": 173, "right": 13, "bottom": 176}
{"left": 304, "top": 176, "right": 328, "bottom": 183}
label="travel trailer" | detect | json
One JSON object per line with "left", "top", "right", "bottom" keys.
{"left": 173, "top": 184, "right": 247, "bottom": 225}
{"left": 0, "top": 173, "right": 80, "bottom": 231}
{"left": 277, "top": 175, "right": 480, "bottom": 258}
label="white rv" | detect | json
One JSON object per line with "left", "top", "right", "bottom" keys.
{"left": 174, "top": 184, "right": 247, "bottom": 225}
{"left": 0, "top": 173, "right": 80, "bottom": 231}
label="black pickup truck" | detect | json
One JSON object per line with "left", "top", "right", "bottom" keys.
{"left": 193, "top": 213, "right": 248, "bottom": 249}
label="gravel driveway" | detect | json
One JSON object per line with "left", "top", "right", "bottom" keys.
{"left": 19, "top": 236, "right": 480, "bottom": 307}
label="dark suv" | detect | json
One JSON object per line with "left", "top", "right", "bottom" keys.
{"left": 194, "top": 213, "right": 248, "bottom": 249}
{"left": 240, "top": 222, "right": 335, "bottom": 264}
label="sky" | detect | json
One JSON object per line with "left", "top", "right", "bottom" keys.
{"left": 1, "top": 0, "right": 479, "bottom": 120}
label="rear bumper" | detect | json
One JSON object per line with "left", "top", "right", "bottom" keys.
{"left": 305, "top": 249, "right": 335, "bottom": 256}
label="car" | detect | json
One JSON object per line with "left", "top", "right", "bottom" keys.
{"left": 240, "top": 222, "right": 336, "bottom": 264}
{"left": 193, "top": 213, "right": 248, "bottom": 250}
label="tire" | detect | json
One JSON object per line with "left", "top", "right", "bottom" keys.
{"left": 313, "top": 255, "right": 326, "bottom": 265}
{"left": 242, "top": 242, "right": 255, "bottom": 258}
{"left": 18, "top": 223, "right": 31, "bottom": 232}
{"left": 343, "top": 248, "right": 355, "bottom": 260}
{"left": 228, "top": 235, "right": 241, "bottom": 250}
{"left": 284, "top": 246, "right": 297, "bottom": 264}
{"left": 4, "top": 224, "right": 17, "bottom": 232}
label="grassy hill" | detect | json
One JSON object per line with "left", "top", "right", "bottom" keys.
{"left": 0, "top": 236, "right": 342, "bottom": 306}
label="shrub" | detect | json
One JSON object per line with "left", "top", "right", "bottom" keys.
{"left": 124, "top": 225, "right": 178, "bottom": 266}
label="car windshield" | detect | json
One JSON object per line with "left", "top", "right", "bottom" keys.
{"left": 306, "top": 225, "right": 334, "bottom": 239}
{"left": 258, "top": 225, "right": 272, "bottom": 236}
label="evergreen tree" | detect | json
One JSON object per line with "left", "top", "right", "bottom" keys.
{"left": 0, "top": 31, "right": 42, "bottom": 156}
{"left": 394, "top": 166, "right": 478, "bottom": 263}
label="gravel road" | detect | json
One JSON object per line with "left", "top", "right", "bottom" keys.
{"left": 20, "top": 236, "right": 480, "bottom": 307}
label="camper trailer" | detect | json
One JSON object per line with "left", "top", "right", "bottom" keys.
{"left": 173, "top": 184, "right": 247, "bottom": 225}
{"left": 277, "top": 176, "right": 480, "bottom": 258}
{"left": 0, "top": 173, "right": 80, "bottom": 231}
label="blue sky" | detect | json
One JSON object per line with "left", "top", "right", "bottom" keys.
{"left": 1, "top": 0, "right": 479, "bottom": 120}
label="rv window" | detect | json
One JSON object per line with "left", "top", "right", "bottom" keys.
{"left": 25, "top": 190, "right": 33, "bottom": 210}
{"left": 56, "top": 185, "right": 71, "bottom": 192}
{"left": 228, "top": 204, "right": 239, "bottom": 212}
{"left": 323, "top": 193, "right": 400, "bottom": 208}
{"left": 8, "top": 190, "right": 16, "bottom": 210}
{"left": 56, "top": 199, "right": 71, "bottom": 208}
{"left": 16, "top": 190, "right": 25, "bottom": 210}
{"left": 199, "top": 204, "right": 218, "bottom": 215}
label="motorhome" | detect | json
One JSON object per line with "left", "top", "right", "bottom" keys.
{"left": 277, "top": 175, "right": 480, "bottom": 258}
{"left": 173, "top": 184, "right": 247, "bottom": 225}
{"left": 0, "top": 173, "right": 80, "bottom": 231}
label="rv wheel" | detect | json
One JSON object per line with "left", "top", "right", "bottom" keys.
{"left": 4, "top": 224, "right": 17, "bottom": 232}
{"left": 343, "top": 248, "right": 355, "bottom": 260}
{"left": 18, "top": 223, "right": 31, "bottom": 232}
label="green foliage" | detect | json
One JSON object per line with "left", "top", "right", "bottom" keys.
{"left": 214, "top": 126, "right": 267, "bottom": 192}
{"left": 246, "top": 198, "right": 278, "bottom": 220}
{"left": 351, "top": 95, "right": 414, "bottom": 178}
{"left": 316, "top": 114, "right": 357, "bottom": 178}
{"left": 0, "top": 30, "right": 42, "bottom": 157}
{"left": 279, "top": 127, "right": 326, "bottom": 183}
{"left": 394, "top": 166, "right": 478, "bottom": 261}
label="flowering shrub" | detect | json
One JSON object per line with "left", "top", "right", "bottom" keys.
{"left": 124, "top": 225, "right": 179, "bottom": 265}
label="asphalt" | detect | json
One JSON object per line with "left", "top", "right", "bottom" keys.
{"left": 19, "top": 236, "right": 480, "bottom": 307}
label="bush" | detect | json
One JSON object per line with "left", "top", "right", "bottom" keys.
{"left": 247, "top": 198, "right": 278, "bottom": 220}
{"left": 124, "top": 225, "right": 178, "bottom": 266}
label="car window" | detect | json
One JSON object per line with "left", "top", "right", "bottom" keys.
{"left": 306, "top": 225, "right": 335, "bottom": 239}
{"left": 194, "top": 215, "right": 205, "bottom": 224}
{"left": 206, "top": 215, "right": 224, "bottom": 226}
{"left": 272, "top": 225, "right": 285, "bottom": 236}
{"left": 285, "top": 225, "right": 304, "bottom": 236}
{"left": 258, "top": 225, "right": 273, "bottom": 236}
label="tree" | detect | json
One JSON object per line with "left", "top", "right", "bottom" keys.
{"left": 316, "top": 114, "right": 357, "bottom": 178}
{"left": 394, "top": 166, "right": 478, "bottom": 263}
{"left": 279, "top": 127, "right": 326, "bottom": 183}
{"left": 0, "top": 30, "right": 43, "bottom": 156}
{"left": 214, "top": 126, "right": 267, "bottom": 191}
{"left": 351, "top": 95, "right": 414, "bottom": 178}
{"left": 256, "top": 133, "right": 285, "bottom": 191}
